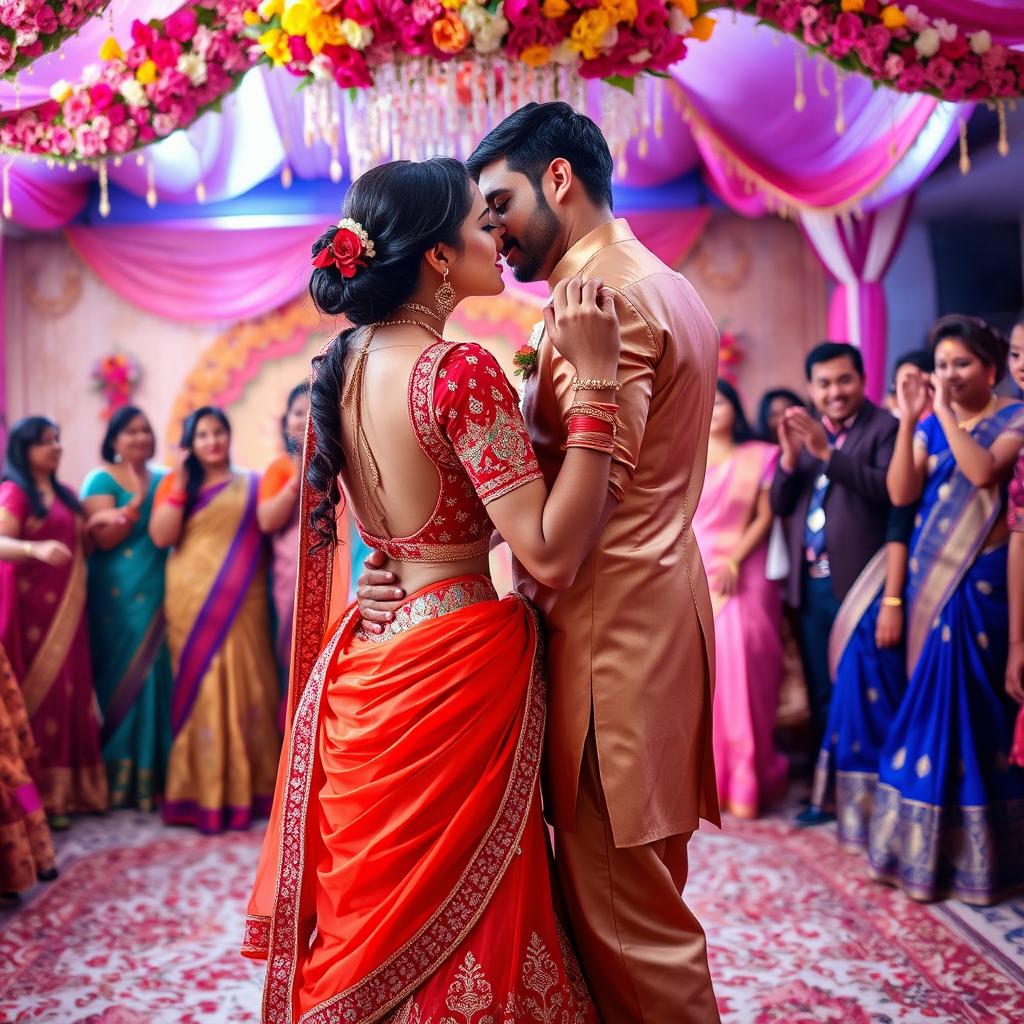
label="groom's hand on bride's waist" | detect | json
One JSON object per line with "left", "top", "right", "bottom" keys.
{"left": 356, "top": 549, "right": 406, "bottom": 635}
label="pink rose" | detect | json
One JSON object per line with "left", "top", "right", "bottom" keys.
{"left": 51, "top": 125, "right": 74, "bottom": 155}
{"left": 106, "top": 103, "right": 126, "bottom": 127}
{"left": 152, "top": 112, "right": 177, "bottom": 136}
{"left": 164, "top": 8, "right": 197, "bottom": 43}
{"left": 138, "top": 123, "right": 156, "bottom": 143}
{"left": 20, "top": 38, "right": 43, "bottom": 57}
{"left": 35, "top": 5, "right": 57, "bottom": 34}
{"left": 342, "top": 0, "right": 379, "bottom": 28}
{"left": 504, "top": 0, "right": 545, "bottom": 30}
{"left": 327, "top": 45, "right": 372, "bottom": 89}
{"left": 131, "top": 18, "right": 156, "bottom": 49}
{"left": 36, "top": 99, "right": 60, "bottom": 122}
{"left": 896, "top": 64, "right": 926, "bottom": 92}
{"left": 633, "top": 0, "right": 667, "bottom": 39}
{"left": 150, "top": 37, "right": 182, "bottom": 71}
{"left": 62, "top": 91, "right": 92, "bottom": 128}
{"left": 410, "top": 0, "right": 441, "bottom": 27}
{"left": 924, "top": 56, "right": 954, "bottom": 90}
{"left": 73, "top": 125, "right": 103, "bottom": 157}
{"left": 90, "top": 82, "right": 114, "bottom": 110}
{"left": 944, "top": 64, "right": 981, "bottom": 101}
{"left": 124, "top": 44, "right": 148, "bottom": 69}
{"left": 0, "top": 38, "right": 14, "bottom": 74}
{"left": 289, "top": 34, "right": 313, "bottom": 63}
{"left": 883, "top": 53, "right": 905, "bottom": 79}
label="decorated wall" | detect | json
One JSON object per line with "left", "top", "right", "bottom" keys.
{"left": 4, "top": 212, "right": 826, "bottom": 488}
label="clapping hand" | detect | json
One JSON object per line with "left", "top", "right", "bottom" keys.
{"left": 895, "top": 369, "right": 932, "bottom": 423}
{"left": 782, "top": 406, "right": 831, "bottom": 463}
{"left": 929, "top": 373, "right": 953, "bottom": 418}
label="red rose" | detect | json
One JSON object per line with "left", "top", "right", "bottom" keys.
{"left": 312, "top": 228, "right": 367, "bottom": 278}
{"left": 940, "top": 37, "right": 970, "bottom": 62}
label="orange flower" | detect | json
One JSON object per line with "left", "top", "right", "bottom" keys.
{"left": 432, "top": 13, "right": 471, "bottom": 55}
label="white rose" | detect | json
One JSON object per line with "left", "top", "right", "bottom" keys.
{"left": 309, "top": 54, "right": 334, "bottom": 80}
{"left": 667, "top": 9, "right": 692, "bottom": 36}
{"left": 460, "top": 2, "right": 488, "bottom": 34}
{"left": 177, "top": 53, "right": 208, "bottom": 87}
{"left": 118, "top": 79, "right": 147, "bottom": 107}
{"left": 341, "top": 18, "right": 374, "bottom": 50}
{"left": 15, "top": 30, "right": 38, "bottom": 48}
{"left": 550, "top": 40, "right": 579, "bottom": 66}
{"left": 914, "top": 27, "right": 940, "bottom": 58}
{"left": 902, "top": 5, "right": 928, "bottom": 33}
{"left": 933, "top": 18, "right": 957, "bottom": 43}
{"left": 49, "top": 79, "right": 73, "bottom": 103}
{"left": 81, "top": 63, "right": 102, "bottom": 86}
{"left": 969, "top": 30, "right": 992, "bottom": 56}
{"left": 474, "top": 26, "right": 504, "bottom": 54}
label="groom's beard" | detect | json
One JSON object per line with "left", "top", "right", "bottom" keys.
{"left": 505, "top": 193, "right": 560, "bottom": 283}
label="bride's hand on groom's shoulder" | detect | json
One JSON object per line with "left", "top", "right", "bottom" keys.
{"left": 356, "top": 549, "right": 406, "bottom": 635}
{"left": 543, "top": 277, "right": 620, "bottom": 379}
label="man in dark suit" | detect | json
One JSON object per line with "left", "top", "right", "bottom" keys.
{"left": 770, "top": 342, "right": 898, "bottom": 824}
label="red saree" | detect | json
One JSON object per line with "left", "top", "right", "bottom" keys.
{"left": 244, "top": 339, "right": 596, "bottom": 1024}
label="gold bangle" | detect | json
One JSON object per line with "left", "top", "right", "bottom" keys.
{"left": 726, "top": 557, "right": 740, "bottom": 575}
{"left": 881, "top": 596, "right": 903, "bottom": 608}
{"left": 572, "top": 378, "right": 622, "bottom": 392}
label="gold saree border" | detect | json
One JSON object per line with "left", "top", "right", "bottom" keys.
{"left": 827, "top": 546, "right": 888, "bottom": 681}
{"left": 22, "top": 539, "right": 87, "bottom": 718}
{"left": 262, "top": 596, "right": 546, "bottom": 1024}
{"left": 906, "top": 487, "right": 996, "bottom": 677}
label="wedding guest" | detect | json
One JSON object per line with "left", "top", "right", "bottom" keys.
{"left": 757, "top": 388, "right": 804, "bottom": 444}
{"left": 877, "top": 315, "right": 1024, "bottom": 903}
{"left": 149, "top": 407, "right": 280, "bottom": 834}
{"left": 999, "top": 313, "right": 1024, "bottom": 765}
{"left": 81, "top": 407, "right": 173, "bottom": 811}
{"left": 694, "top": 380, "right": 787, "bottom": 817}
{"left": 804, "top": 504, "right": 913, "bottom": 836}
{"left": 770, "top": 343, "right": 898, "bottom": 764}
{"left": 257, "top": 382, "right": 309, "bottom": 682}
{"left": 886, "top": 350, "right": 934, "bottom": 419}
{"left": 0, "top": 417, "right": 107, "bottom": 827}
{"left": 0, "top": 643, "right": 56, "bottom": 901}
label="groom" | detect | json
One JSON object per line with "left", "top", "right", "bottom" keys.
{"left": 359, "top": 103, "right": 721, "bottom": 1023}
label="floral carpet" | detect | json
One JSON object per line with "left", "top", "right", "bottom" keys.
{"left": 0, "top": 812, "right": 1021, "bottom": 1023}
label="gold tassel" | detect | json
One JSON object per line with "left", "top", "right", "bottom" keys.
{"left": 816, "top": 58, "right": 829, "bottom": 98}
{"left": 145, "top": 159, "right": 157, "bottom": 209}
{"left": 136, "top": 152, "right": 145, "bottom": 167}
{"left": 2, "top": 163, "right": 12, "bottom": 220}
{"left": 280, "top": 161, "right": 293, "bottom": 188}
{"left": 329, "top": 131, "right": 342, "bottom": 183}
{"left": 195, "top": 180, "right": 207, "bottom": 204}
{"left": 794, "top": 51, "right": 806, "bottom": 112}
{"left": 98, "top": 159, "right": 110, "bottom": 218}
{"left": 834, "top": 72, "right": 846, "bottom": 135}
{"left": 958, "top": 116, "right": 971, "bottom": 175}
{"left": 998, "top": 100, "right": 1009, "bottom": 157}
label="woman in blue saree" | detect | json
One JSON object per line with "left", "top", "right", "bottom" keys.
{"left": 808, "top": 504, "right": 913, "bottom": 846}
{"left": 81, "top": 407, "right": 173, "bottom": 811}
{"left": 878, "top": 315, "right": 1024, "bottom": 904}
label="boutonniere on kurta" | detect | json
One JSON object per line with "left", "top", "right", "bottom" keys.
{"left": 513, "top": 321, "right": 544, "bottom": 381}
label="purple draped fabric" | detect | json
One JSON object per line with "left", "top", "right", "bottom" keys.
{"left": 913, "top": 1, "right": 1024, "bottom": 44}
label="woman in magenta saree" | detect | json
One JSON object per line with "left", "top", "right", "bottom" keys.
{"left": 878, "top": 316, "right": 1024, "bottom": 904}
{"left": 0, "top": 417, "right": 107, "bottom": 822}
{"left": 244, "top": 159, "right": 617, "bottom": 1023}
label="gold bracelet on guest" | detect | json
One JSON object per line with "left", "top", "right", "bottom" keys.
{"left": 572, "top": 377, "right": 622, "bottom": 392}
{"left": 881, "top": 596, "right": 903, "bottom": 608}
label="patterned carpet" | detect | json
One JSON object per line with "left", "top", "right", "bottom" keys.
{"left": 1, "top": 811, "right": 1022, "bottom": 1024}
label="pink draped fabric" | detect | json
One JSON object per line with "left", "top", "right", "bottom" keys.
{"left": 63, "top": 209, "right": 711, "bottom": 323}
{"left": 64, "top": 223, "right": 314, "bottom": 323}
{"left": 801, "top": 195, "right": 913, "bottom": 399}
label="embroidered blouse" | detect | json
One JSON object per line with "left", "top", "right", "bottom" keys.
{"left": 352, "top": 341, "right": 543, "bottom": 563}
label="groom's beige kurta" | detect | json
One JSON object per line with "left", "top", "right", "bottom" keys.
{"left": 514, "top": 218, "right": 722, "bottom": 1023}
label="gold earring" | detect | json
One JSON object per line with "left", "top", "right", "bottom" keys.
{"left": 434, "top": 264, "right": 455, "bottom": 320}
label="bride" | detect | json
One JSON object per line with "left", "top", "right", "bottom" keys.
{"left": 243, "top": 156, "right": 621, "bottom": 1024}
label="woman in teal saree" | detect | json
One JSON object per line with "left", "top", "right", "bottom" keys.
{"left": 81, "top": 407, "right": 173, "bottom": 811}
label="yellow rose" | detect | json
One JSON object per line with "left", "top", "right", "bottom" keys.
{"left": 440, "top": 0, "right": 465, "bottom": 8}
{"left": 689, "top": 14, "right": 715, "bottom": 41}
{"left": 136, "top": 60, "right": 158, "bottom": 84}
{"left": 431, "top": 13, "right": 471, "bottom": 55}
{"left": 570, "top": 9, "right": 612, "bottom": 60}
{"left": 99, "top": 36, "right": 125, "bottom": 62}
{"left": 669, "top": 0, "right": 698, "bottom": 18}
{"left": 259, "top": 27, "right": 293, "bottom": 65}
{"left": 281, "top": 0, "right": 314, "bottom": 36}
{"left": 880, "top": 4, "right": 907, "bottom": 29}
{"left": 542, "top": 0, "right": 570, "bottom": 18}
{"left": 840, "top": 0, "right": 865, "bottom": 11}
{"left": 242, "top": 10, "right": 262, "bottom": 25}
{"left": 310, "top": 11, "right": 344, "bottom": 48}
{"left": 520, "top": 44, "right": 552, "bottom": 67}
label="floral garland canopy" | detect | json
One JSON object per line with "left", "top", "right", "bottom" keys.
{"left": 0, "top": 1, "right": 1021, "bottom": 189}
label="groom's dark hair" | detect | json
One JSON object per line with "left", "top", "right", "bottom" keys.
{"left": 466, "top": 102, "right": 614, "bottom": 211}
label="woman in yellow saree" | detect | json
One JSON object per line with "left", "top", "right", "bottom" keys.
{"left": 150, "top": 407, "right": 280, "bottom": 834}
{"left": 244, "top": 158, "right": 619, "bottom": 1023}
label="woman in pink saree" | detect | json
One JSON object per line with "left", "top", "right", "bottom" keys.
{"left": 0, "top": 417, "right": 107, "bottom": 824}
{"left": 694, "top": 381, "right": 788, "bottom": 817}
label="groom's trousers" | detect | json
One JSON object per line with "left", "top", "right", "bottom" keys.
{"left": 555, "top": 736, "right": 721, "bottom": 1024}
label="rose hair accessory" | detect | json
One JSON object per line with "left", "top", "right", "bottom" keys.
{"left": 312, "top": 218, "right": 376, "bottom": 278}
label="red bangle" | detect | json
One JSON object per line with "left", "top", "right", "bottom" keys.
{"left": 164, "top": 493, "right": 186, "bottom": 508}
